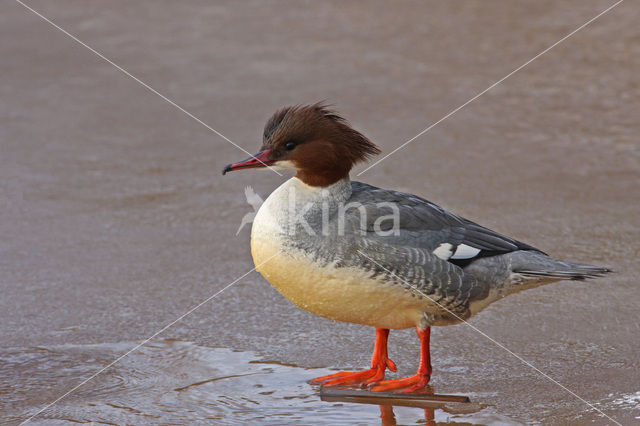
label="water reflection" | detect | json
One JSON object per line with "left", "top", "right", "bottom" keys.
{"left": 380, "top": 406, "right": 484, "bottom": 426}
{"left": 3, "top": 340, "right": 520, "bottom": 425}
{"left": 319, "top": 386, "right": 502, "bottom": 425}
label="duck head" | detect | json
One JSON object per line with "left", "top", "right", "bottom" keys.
{"left": 222, "top": 103, "right": 380, "bottom": 187}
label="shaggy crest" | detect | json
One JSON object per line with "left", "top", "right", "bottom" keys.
{"left": 263, "top": 103, "right": 380, "bottom": 169}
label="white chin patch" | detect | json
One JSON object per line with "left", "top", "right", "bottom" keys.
{"left": 272, "top": 160, "right": 297, "bottom": 170}
{"left": 450, "top": 243, "right": 481, "bottom": 259}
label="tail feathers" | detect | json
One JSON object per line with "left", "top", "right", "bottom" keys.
{"left": 516, "top": 263, "right": 613, "bottom": 281}
{"left": 508, "top": 250, "right": 613, "bottom": 281}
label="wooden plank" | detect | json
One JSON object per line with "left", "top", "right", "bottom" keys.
{"left": 320, "top": 388, "right": 471, "bottom": 409}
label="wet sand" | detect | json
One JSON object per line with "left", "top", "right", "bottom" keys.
{"left": 1, "top": 1, "right": 639, "bottom": 424}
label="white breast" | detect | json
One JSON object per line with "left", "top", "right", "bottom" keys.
{"left": 250, "top": 177, "right": 427, "bottom": 329}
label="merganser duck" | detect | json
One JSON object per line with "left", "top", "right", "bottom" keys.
{"left": 222, "top": 103, "right": 611, "bottom": 393}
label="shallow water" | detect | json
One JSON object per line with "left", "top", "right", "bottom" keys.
{"left": 3, "top": 340, "right": 523, "bottom": 425}
{"left": 2, "top": 1, "right": 639, "bottom": 424}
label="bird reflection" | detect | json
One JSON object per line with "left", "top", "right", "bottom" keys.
{"left": 379, "top": 405, "right": 436, "bottom": 426}
{"left": 319, "top": 385, "right": 482, "bottom": 425}
{"left": 379, "top": 405, "right": 395, "bottom": 425}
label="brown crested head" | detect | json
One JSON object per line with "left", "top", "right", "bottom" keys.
{"left": 259, "top": 103, "right": 380, "bottom": 186}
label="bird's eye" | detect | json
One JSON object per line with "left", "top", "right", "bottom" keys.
{"left": 284, "top": 141, "right": 296, "bottom": 151}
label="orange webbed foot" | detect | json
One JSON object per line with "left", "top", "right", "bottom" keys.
{"left": 369, "top": 372, "right": 431, "bottom": 393}
{"left": 312, "top": 328, "right": 396, "bottom": 387}
{"left": 370, "top": 327, "right": 432, "bottom": 393}
{"left": 312, "top": 358, "right": 396, "bottom": 387}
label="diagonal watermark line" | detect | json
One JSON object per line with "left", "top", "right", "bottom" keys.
{"left": 358, "top": 0, "right": 624, "bottom": 176}
{"left": 15, "top": 0, "right": 282, "bottom": 176}
{"left": 356, "top": 249, "right": 621, "bottom": 425}
{"left": 20, "top": 251, "right": 281, "bottom": 425}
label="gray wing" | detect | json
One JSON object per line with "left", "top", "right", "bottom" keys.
{"left": 349, "top": 181, "right": 542, "bottom": 267}
{"left": 289, "top": 181, "right": 543, "bottom": 318}
{"left": 291, "top": 232, "right": 485, "bottom": 322}
{"left": 311, "top": 181, "right": 539, "bottom": 317}
{"left": 348, "top": 239, "right": 488, "bottom": 322}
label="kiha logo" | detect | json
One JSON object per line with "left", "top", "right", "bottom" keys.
{"left": 236, "top": 185, "right": 400, "bottom": 237}
{"left": 236, "top": 186, "right": 264, "bottom": 235}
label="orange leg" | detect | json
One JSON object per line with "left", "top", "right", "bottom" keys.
{"left": 312, "top": 328, "right": 397, "bottom": 387}
{"left": 370, "top": 327, "right": 431, "bottom": 393}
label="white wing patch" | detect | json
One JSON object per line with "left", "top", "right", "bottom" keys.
{"left": 451, "top": 243, "right": 481, "bottom": 259}
{"left": 433, "top": 243, "right": 482, "bottom": 261}
{"left": 432, "top": 243, "right": 454, "bottom": 260}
